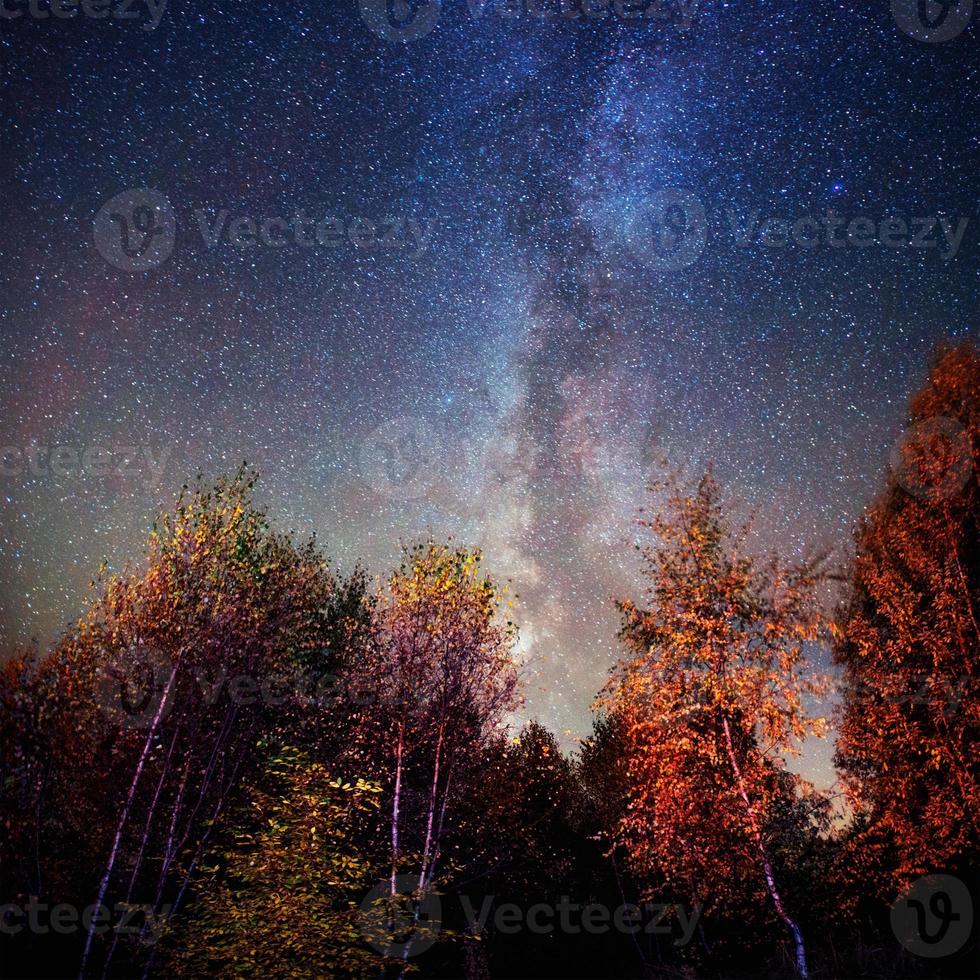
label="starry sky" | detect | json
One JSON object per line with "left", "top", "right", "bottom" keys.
{"left": 2, "top": 0, "right": 978, "bottom": 787}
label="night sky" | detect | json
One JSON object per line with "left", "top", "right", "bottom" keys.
{"left": 2, "top": 0, "right": 978, "bottom": 787}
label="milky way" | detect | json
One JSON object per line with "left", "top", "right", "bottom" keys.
{"left": 2, "top": 0, "right": 978, "bottom": 787}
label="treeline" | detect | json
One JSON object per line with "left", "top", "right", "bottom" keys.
{"left": 1, "top": 342, "right": 977, "bottom": 980}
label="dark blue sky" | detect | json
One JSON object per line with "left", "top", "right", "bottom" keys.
{"left": 2, "top": 0, "right": 978, "bottom": 785}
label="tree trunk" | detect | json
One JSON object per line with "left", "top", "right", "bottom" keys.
{"left": 721, "top": 715, "right": 809, "bottom": 980}
{"left": 79, "top": 658, "right": 179, "bottom": 980}
{"left": 100, "top": 724, "right": 181, "bottom": 979}
{"left": 390, "top": 721, "right": 405, "bottom": 898}
{"left": 418, "top": 722, "right": 444, "bottom": 889}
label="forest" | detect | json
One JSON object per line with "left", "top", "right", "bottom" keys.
{"left": 1, "top": 341, "right": 977, "bottom": 980}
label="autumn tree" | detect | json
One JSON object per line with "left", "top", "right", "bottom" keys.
{"left": 0, "top": 469, "right": 366, "bottom": 979}
{"left": 602, "top": 472, "right": 829, "bottom": 979}
{"left": 77, "top": 468, "right": 352, "bottom": 978}
{"left": 834, "top": 342, "right": 980, "bottom": 900}
{"left": 348, "top": 541, "right": 522, "bottom": 968}
{"left": 159, "top": 747, "right": 385, "bottom": 979}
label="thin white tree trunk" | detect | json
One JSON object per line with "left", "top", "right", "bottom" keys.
{"left": 417, "top": 723, "right": 444, "bottom": 889}
{"left": 78, "top": 659, "right": 178, "bottom": 980}
{"left": 100, "top": 724, "right": 180, "bottom": 978}
{"left": 390, "top": 722, "right": 405, "bottom": 898}
{"left": 721, "top": 715, "right": 809, "bottom": 980}
{"left": 400, "top": 725, "right": 447, "bottom": 974}
{"left": 424, "top": 764, "right": 453, "bottom": 890}
{"left": 138, "top": 755, "right": 242, "bottom": 980}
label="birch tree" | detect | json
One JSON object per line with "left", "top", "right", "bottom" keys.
{"left": 602, "top": 472, "right": 829, "bottom": 979}
{"left": 0, "top": 469, "right": 343, "bottom": 979}
{"left": 350, "top": 541, "right": 521, "bottom": 967}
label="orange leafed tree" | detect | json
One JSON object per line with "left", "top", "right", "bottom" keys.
{"left": 834, "top": 342, "right": 979, "bottom": 898}
{"left": 602, "top": 471, "right": 829, "bottom": 979}
{"left": 0, "top": 468, "right": 344, "bottom": 979}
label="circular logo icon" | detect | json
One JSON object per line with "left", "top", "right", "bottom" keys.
{"left": 94, "top": 644, "right": 175, "bottom": 730}
{"left": 359, "top": 0, "right": 441, "bottom": 42}
{"left": 891, "top": 874, "right": 973, "bottom": 957}
{"left": 94, "top": 189, "right": 176, "bottom": 271}
{"left": 890, "top": 415, "right": 973, "bottom": 502}
{"left": 625, "top": 188, "right": 707, "bottom": 272}
{"left": 892, "top": 0, "right": 972, "bottom": 41}
{"left": 358, "top": 874, "right": 441, "bottom": 958}
{"left": 358, "top": 417, "right": 442, "bottom": 501}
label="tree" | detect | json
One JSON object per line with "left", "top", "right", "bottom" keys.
{"left": 450, "top": 722, "right": 580, "bottom": 906}
{"left": 577, "top": 710, "right": 632, "bottom": 854}
{"left": 445, "top": 723, "right": 586, "bottom": 980}
{"left": 834, "top": 342, "right": 980, "bottom": 898}
{"left": 602, "top": 471, "right": 829, "bottom": 979}
{"left": 0, "top": 469, "right": 358, "bottom": 979}
{"left": 159, "top": 747, "right": 385, "bottom": 979}
{"left": 346, "top": 541, "right": 522, "bottom": 969}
